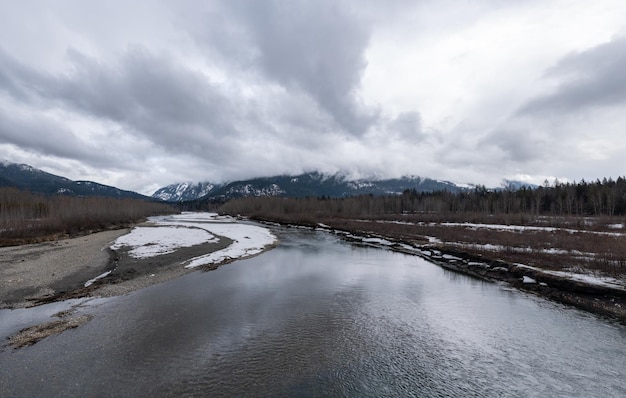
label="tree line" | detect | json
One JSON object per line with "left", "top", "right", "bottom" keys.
{"left": 219, "top": 177, "right": 626, "bottom": 219}
{"left": 0, "top": 187, "right": 177, "bottom": 245}
{"left": 448, "top": 177, "right": 626, "bottom": 216}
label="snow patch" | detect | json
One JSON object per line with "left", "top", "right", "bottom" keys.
{"left": 442, "top": 254, "right": 462, "bottom": 261}
{"left": 361, "top": 237, "right": 393, "bottom": 245}
{"left": 367, "top": 219, "right": 626, "bottom": 237}
{"left": 515, "top": 263, "right": 626, "bottom": 290}
{"left": 84, "top": 270, "right": 112, "bottom": 287}
{"left": 133, "top": 213, "right": 277, "bottom": 268}
{"left": 111, "top": 225, "right": 218, "bottom": 258}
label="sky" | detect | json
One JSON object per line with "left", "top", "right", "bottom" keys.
{"left": 1, "top": 0, "right": 625, "bottom": 195}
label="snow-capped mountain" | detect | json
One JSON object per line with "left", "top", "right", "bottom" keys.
{"left": 152, "top": 182, "right": 219, "bottom": 202}
{"left": 151, "top": 172, "right": 467, "bottom": 202}
{"left": 501, "top": 179, "right": 539, "bottom": 190}
{"left": 0, "top": 161, "right": 149, "bottom": 199}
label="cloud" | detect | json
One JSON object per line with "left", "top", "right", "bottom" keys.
{"left": 487, "top": 130, "right": 544, "bottom": 163}
{"left": 1, "top": 44, "right": 253, "bottom": 162}
{"left": 0, "top": 0, "right": 390, "bottom": 190}
{"left": 388, "top": 112, "right": 423, "bottom": 142}
{"left": 1, "top": 1, "right": 626, "bottom": 193}
{"left": 519, "top": 35, "right": 626, "bottom": 115}
{"left": 0, "top": 48, "right": 48, "bottom": 104}
{"left": 469, "top": 34, "right": 626, "bottom": 185}
{"left": 195, "top": 0, "right": 380, "bottom": 135}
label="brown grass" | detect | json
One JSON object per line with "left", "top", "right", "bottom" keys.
{"left": 319, "top": 217, "right": 626, "bottom": 277}
{"left": 223, "top": 203, "right": 626, "bottom": 280}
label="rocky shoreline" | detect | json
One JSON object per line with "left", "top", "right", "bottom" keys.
{"left": 273, "top": 221, "right": 626, "bottom": 324}
{"left": 414, "top": 245, "right": 626, "bottom": 322}
{"left": 369, "top": 234, "right": 624, "bottom": 323}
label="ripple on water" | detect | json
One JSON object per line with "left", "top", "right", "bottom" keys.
{"left": 2, "top": 228, "right": 626, "bottom": 398}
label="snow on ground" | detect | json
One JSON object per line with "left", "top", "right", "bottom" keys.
{"left": 515, "top": 263, "right": 626, "bottom": 290}
{"left": 439, "top": 222, "right": 558, "bottom": 233}
{"left": 111, "top": 226, "right": 218, "bottom": 258}
{"left": 439, "top": 222, "right": 626, "bottom": 237}
{"left": 425, "top": 236, "right": 442, "bottom": 244}
{"left": 446, "top": 241, "right": 596, "bottom": 259}
{"left": 179, "top": 221, "right": 276, "bottom": 268}
{"left": 363, "top": 219, "right": 626, "bottom": 237}
{"left": 145, "top": 213, "right": 277, "bottom": 268}
{"left": 441, "top": 254, "right": 462, "bottom": 261}
{"left": 360, "top": 236, "right": 393, "bottom": 245}
{"left": 110, "top": 213, "right": 277, "bottom": 268}
{"left": 554, "top": 272, "right": 626, "bottom": 290}
{"left": 351, "top": 218, "right": 625, "bottom": 290}
{"left": 150, "top": 212, "right": 236, "bottom": 224}
{"left": 84, "top": 270, "right": 112, "bottom": 287}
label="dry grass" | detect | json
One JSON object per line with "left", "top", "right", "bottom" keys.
{"left": 323, "top": 217, "right": 626, "bottom": 278}
{"left": 220, "top": 195, "right": 626, "bottom": 279}
{"left": 237, "top": 210, "right": 626, "bottom": 279}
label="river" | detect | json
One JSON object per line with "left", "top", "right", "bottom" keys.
{"left": 1, "top": 227, "right": 625, "bottom": 397}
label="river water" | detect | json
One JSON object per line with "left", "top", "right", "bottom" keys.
{"left": 1, "top": 227, "right": 626, "bottom": 397}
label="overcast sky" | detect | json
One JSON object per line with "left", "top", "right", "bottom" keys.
{"left": 1, "top": 1, "right": 625, "bottom": 194}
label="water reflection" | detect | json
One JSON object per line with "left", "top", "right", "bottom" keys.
{"left": 1, "top": 227, "right": 626, "bottom": 397}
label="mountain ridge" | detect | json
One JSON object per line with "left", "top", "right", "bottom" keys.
{"left": 152, "top": 172, "right": 470, "bottom": 202}
{"left": 0, "top": 162, "right": 150, "bottom": 200}
{"left": 0, "top": 161, "right": 537, "bottom": 203}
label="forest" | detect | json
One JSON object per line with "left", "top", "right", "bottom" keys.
{"left": 218, "top": 178, "right": 626, "bottom": 280}
{"left": 219, "top": 177, "right": 626, "bottom": 221}
{"left": 0, "top": 187, "right": 177, "bottom": 246}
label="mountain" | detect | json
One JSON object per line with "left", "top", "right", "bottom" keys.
{"left": 152, "top": 182, "right": 219, "bottom": 202}
{"left": 152, "top": 172, "right": 466, "bottom": 202}
{"left": 501, "top": 179, "right": 539, "bottom": 190}
{"left": 0, "top": 161, "right": 149, "bottom": 199}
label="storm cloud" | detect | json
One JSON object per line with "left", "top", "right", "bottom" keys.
{"left": 1, "top": 0, "right": 625, "bottom": 194}
{"left": 225, "top": 0, "right": 379, "bottom": 134}
{"left": 520, "top": 35, "right": 626, "bottom": 115}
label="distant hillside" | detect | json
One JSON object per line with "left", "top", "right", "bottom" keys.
{"left": 0, "top": 162, "right": 149, "bottom": 199}
{"left": 152, "top": 172, "right": 466, "bottom": 202}
{"left": 152, "top": 182, "right": 219, "bottom": 202}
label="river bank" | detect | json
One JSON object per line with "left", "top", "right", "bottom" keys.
{"left": 1, "top": 213, "right": 278, "bottom": 347}
{"left": 252, "top": 217, "right": 626, "bottom": 323}
{"left": 0, "top": 227, "right": 238, "bottom": 311}
{"left": 3, "top": 225, "right": 626, "bottom": 397}
{"left": 3, "top": 211, "right": 624, "bottom": 350}
{"left": 0, "top": 228, "right": 129, "bottom": 309}
{"left": 1, "top": 213, "right": 278, "bottom": 310}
